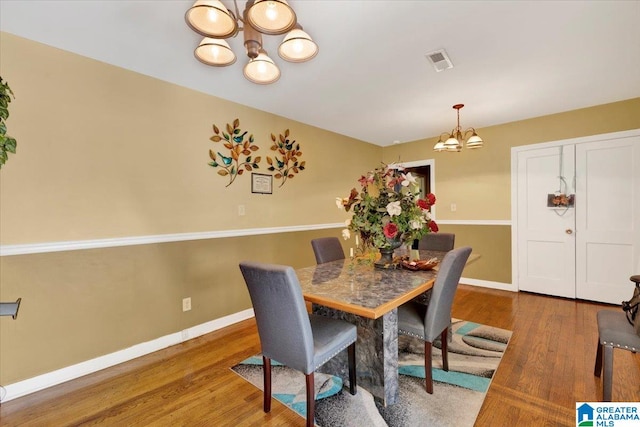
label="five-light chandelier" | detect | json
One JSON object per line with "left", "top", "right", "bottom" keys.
{"left": 433, "top": 104, "right": 484, "bottom": 152}
{"left": 185, "top": 0, "right": 318, "bottom": 85}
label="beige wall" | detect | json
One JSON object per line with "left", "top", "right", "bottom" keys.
{"left": 0, "top": 33, "right": 380, "bottom": 245}
{"left": 0, "top": 229, "right": 344, "bottom": 382}
{"left": 383, "top": 98, "right": 640, "bottom": 221}
{"left": 383, "top": 98, "right": 640, "bottom": 284}
{"left": 0, "top": 33, "right": 380, "bottom": 384}
{"left": 1, "top": 31, "right": 639, "bottom": 387}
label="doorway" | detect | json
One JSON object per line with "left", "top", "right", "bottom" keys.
{"left": 397, "top": 159, "right": 436, "bottom": 218}
{"left": 512, "top": 130, "right": 640, "bottom": 304}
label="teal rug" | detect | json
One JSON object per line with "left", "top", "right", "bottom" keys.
{"left": 231, "top": 319, "right": 511, "bottom": 427}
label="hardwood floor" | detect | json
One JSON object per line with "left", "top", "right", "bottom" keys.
{"left": 1, "top": 285, "right": 639, "bottom": 426}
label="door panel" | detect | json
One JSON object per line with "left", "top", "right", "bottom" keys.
{"left": 517, "top": 146, "right": 576, "bottom": 298}
{"left": 575, "top": 137, "right": 640, "bottom": 304}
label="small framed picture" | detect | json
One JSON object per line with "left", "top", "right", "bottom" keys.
{"left": 252, "top": 173, "right": 272, "bottom": 194}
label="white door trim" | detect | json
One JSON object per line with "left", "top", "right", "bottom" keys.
{"left": 395, "top": 158, "right": 437, "bottom": 219}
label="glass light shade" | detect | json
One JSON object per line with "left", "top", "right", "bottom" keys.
{"left": 195, "top": 38, "right": 236, "bottom": 66}
{"left": 278, "top": 27, "right": 318, "bottom": 62}
{"left": 444, "top": 135, "right": 460, "bottom": 146}
{"left": 243, "top": 51, "right": 281, "bottom": 84}
{"left": 247, "top": 0, "right": 296, "bottom": 35}
{"left": 185, "top": 0, "right": 238, "bottom": 38}
{"left": 433, "top": 141, "right": 446, "bottom": 152}
{"left": 466, "top": 133, "right": 484, "bottom": 149}
{"left": 446, "top": 143, "right": 462, "bottom": 152}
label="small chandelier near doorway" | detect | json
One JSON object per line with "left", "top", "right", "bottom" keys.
{"left": 185, "top": 0, "right": 318, "bottom": 85}
{"left": 433, "top": 104, "right": 484, "bottom": 152}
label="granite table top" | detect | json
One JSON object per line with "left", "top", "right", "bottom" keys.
{"left": 296, "top": 250, "right": 446, "bottom": 319}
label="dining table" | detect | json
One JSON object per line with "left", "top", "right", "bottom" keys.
{"left": 295, "top": 249, "right": 450, "bottom": 406}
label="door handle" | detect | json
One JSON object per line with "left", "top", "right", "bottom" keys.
{"left": 566, "top": 229, "right": 573, "bottom": 235}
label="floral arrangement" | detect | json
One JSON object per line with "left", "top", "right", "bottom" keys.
{"left": 337, "top": 164, "right": 438, "bottom": 250}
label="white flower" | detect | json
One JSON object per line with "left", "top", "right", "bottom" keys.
{"left": 386, "top": 201, "right": 402, "bottom": 217}
{"left": 423, "top": 210, "right": 432, "bottom": 220}
{"left": 410, "top": 219, "right": 424, "bottom": 229}
{"left": 336, "top": 197, "right": 345, "bottom": 210}
{"left": 401, "top": 172, "right": 417, "bottom": 187}
{"left": 345, "top": 219, "right": 351, "bottom": 226}
{"left": 342, "top": 229, "right": 351, "bottom": 240}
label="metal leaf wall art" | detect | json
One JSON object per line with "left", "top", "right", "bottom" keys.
{"left": 208, "top": 118, "right": 261, "bottom": 187}
{"left": 266, "top": 129, "right": 306, "bottom": 187}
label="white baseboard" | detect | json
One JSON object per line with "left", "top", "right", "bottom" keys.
{"left": 460, "top": 277, "right": 516, "bottom": 292}
{"left": 1, "top": 278, "right": 511, "bottom": 402}
{"left": 1, "top": 308, "right": 255, "bottom": 403}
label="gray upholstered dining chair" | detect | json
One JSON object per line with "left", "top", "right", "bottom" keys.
{"left": 397, "top": 246, "right": 472, "bottom": 394}
{"left": 239, "top": 261, "right": 357, "bottom": 427}
{"left": 412, "top": 232, "right": 455, "bottom": 305}
{"left": 311, "top": 237, "right": 345, "bottom": 264}
{"left": 417, "top": 232, "right": 455, "bottom": 252}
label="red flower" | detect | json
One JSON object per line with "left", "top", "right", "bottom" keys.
{"left": 383, "top": 222, "right": 399, "bottom": 238}
{"left": 357, "top": 175, "right": 369, "bottom": 187}
{"left": 426, "top": 193, "right": 436, "bottom": 205}
{"left": 417, "top": 199, "right": 430, "bottom": 210}
{"left": 428, "top": 220, "right": 439, "bottom": 233}
{"left": 387, "top": 177, "right": 403, "bottom": 188}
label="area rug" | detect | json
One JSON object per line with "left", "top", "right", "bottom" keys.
{"left": 231, "top": 319, "right": 511, "bottom": 427}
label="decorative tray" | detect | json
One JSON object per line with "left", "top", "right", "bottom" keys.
{"left": 400, "top": 259, "right": 439, "bottom": 271}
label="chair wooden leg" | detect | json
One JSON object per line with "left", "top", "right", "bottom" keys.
{"left": 305, "top": 373, "right": 315, "bottom": 427}
{"left": 263, "top": 356, "right": 272, "bottom": 413}
{"left": 603, "top": 345, "right": 613, "bottom": 402}
{"left": 347, "top": 342, "right": 357, "bottom": 395}
{"left": 594, "top": 341, "right": 603, "bottom": 377}
{"left": 424, "top": 341, "right": 433, "bottom": 394}
{"left": 441, "top": 328, "right": 449, "bottom": 372}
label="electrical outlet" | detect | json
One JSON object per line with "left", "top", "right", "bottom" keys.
{"left": 182, "top": 297, "right": 191, "bottom": 312}
{"left": 450, "top": 203, "right": 457, "bottom": 212}
{"left": 238, "top": 205, "right": 245, "bottom": 216}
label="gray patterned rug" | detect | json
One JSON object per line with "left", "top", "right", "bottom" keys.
{"left": 231, "top": 319, "right": 511, "bottom": 427}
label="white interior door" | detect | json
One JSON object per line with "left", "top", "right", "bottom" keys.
{"left": 575, "top": 136, "right": 640, "bottom": 304}
{"left": 517, "top": 145, "right": 576, "bottom": 298}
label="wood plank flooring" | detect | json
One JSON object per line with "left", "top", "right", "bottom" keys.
{"left": 1, "top": 285, "right": 639, "bottom": 426}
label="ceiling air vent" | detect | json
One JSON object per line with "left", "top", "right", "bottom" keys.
{"left": 425, "top": 49, "right": 453, "bottom": 72}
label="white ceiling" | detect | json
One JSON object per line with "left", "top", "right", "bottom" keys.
{"left": 1, "top": 0, "right": 639, "bottom": 146}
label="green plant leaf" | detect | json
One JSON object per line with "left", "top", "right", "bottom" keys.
{"left": 5, "top": 137, "right": 16, "bottom": 153}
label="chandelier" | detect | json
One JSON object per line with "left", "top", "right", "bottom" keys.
{"left": 185, "top": 0, "right": 318, "bottom": 85}
{"left": 433, "top": 104, "right": 484, "bottom": 152}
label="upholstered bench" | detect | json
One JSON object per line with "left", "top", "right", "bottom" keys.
{"left": 594, "top": 308, "right": 640, "bottom": 401}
